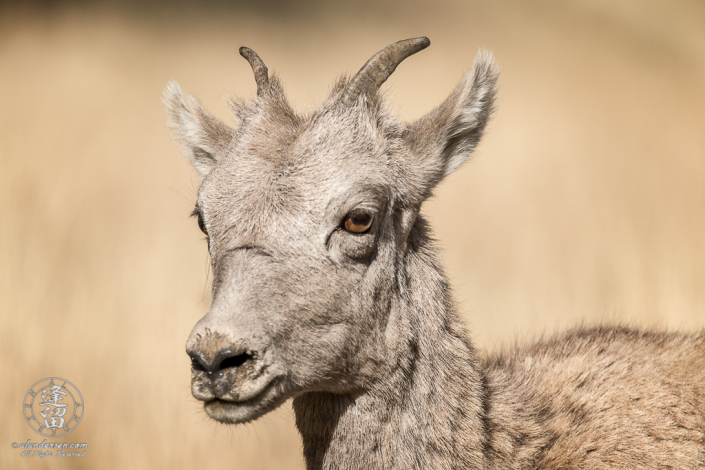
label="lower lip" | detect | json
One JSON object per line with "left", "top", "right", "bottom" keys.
{"left": 202, "top": 380, "right": 277, "bottom": 422}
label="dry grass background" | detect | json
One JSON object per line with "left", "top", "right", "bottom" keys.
{"left": 1, "top": 0, "right": 704, "bottom": 468}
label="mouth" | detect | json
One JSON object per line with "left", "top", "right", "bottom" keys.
{"left": 202, "top": 378, "right": 286, "bottom": 424}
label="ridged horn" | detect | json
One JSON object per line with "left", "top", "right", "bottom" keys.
{"left": 340, "top": 37, "right": 430, "bottom": 107}
{"left": 239, "top": 47, "right": 269, "bottom": 96}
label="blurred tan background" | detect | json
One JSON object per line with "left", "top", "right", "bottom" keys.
{"left": 1, "top": 0, "right": 703, "bottom": 468}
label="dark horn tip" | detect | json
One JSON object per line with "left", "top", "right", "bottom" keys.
{"left": 239, "top": 47, "right": 261, "bottom": 64}
{"left": 417, "top": 37, "right": 431, "bottom": 48}
{"left": 402, "top": 36, "right": 431, "bottom": 56}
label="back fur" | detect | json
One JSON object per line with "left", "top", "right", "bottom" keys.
{"left": 484, "top": 327, "right": 705, "bottom": 468}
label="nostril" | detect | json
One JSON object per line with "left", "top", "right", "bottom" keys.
{"left": 218, "top": 352, "right": 252, "bottom": 371}
{"left": 191, "top": 356, "right": 206, "bottom": 372}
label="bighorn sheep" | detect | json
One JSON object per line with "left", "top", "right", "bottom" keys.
{"left": 164, "top": 38, "right": 705, "bottom": 469}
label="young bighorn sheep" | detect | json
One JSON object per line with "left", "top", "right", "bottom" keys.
{"left": 164, "top": 38, "right": 705, "bottom": 469}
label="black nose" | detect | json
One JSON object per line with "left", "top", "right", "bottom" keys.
{"left": 186, "top": 340, "right": 254, "bottom": 372}
{"left": 188, "top": 347, "right": 254, "bottom": 373}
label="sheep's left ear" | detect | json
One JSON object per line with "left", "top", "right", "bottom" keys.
{"left": 163, "top": 80, "right": 235, "bottom": 178}
{"left": 403, "top": 50, "right": 499, "bottom": 198}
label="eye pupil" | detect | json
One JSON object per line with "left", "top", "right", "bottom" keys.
{"left": 352, "top": 214, "right": 370, "bottom": 225}
{"left": 343, "top": 211, "right": 373, "bottom": 233}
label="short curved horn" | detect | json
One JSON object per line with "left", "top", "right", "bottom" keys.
{"left": 239, "top": 47, "right": 269, "bottom": 96}
{"left": 340, "top": 37, "right": 430, "bottom": 107}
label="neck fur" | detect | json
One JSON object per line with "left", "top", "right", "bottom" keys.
{"left": 293, "top": 218, "right": 488, "bottom": 470}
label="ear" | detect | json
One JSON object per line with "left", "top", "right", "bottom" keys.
{"left": 403, "top": 50, "right": 499, "bottom": 197}
{"left": 162, "top": 80, "right": 235, "bottom": 178}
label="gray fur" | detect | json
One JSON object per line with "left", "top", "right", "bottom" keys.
{"left": 163, "top": 40, "right": 705, "bottom": 469}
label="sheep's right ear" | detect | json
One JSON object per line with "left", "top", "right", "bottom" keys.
{"left": 163, "top": 80, "right": 235, "bottom": 178}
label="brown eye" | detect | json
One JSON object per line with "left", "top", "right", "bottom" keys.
{"left": 197, "top": 213, "right": 208, "bottom": 236}
{"left": 343, "top": 210, "right": 373, "bottom": 234}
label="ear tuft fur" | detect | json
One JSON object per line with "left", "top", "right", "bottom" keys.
{"left": 162, "top": 80, "right": 235, "bottom": 178}
{"left": 443, "top": 49, "right": 499, "bottom": 175}
{"left": 404, "top": 49, "right": 500, "bottom": 198}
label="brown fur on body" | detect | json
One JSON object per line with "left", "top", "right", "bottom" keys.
{"left": 163, "top": 39, "right": 705, "bottom": 469}
{"left": 484, "top": 327, "right": 705, "bottom": 469}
